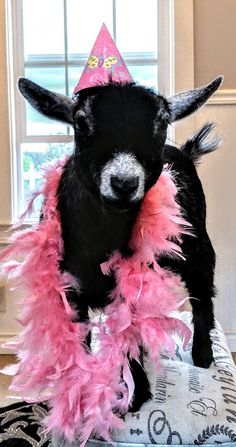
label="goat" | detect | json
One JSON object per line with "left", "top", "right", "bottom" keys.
{"left": 18, "top": 76, "right": 222, "bottom": 411}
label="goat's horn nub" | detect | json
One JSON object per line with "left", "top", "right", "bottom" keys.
{"left": 168, "top": 76, "right": 224, "bottom": 122}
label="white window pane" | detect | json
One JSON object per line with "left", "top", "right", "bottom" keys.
{"left": 23, "top": 0, "right": 65, "bottom": 58}
{"left": 25, "top": 67, "right": 67, "bottom": 136}
{"left": 67, "top": 0, "right": 113, "bottom": 55}
{"left": 22, "top": 142, "right": 73, "bottom": 216}
{"left": 128, "top": 65, "right": 157, "bottom": 89}
{"left": 16, "top": 0, "right": 159, "bottom": 220}
{"left": 116, "top": 0, "right": 157, "bottom": 54}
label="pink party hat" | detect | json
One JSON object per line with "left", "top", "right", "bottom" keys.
{"left": 74, "top": 23, "right": 133, "bottom": 94}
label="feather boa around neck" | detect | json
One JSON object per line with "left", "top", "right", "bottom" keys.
{"left": 0, "top": 159, "right": 192, "bottom": 445}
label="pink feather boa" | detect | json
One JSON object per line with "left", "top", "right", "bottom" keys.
{"left": 0, "top": 160, "right": 192, "bottom": 445}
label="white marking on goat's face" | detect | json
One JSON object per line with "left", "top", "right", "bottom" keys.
{"left": 100, "top": 152, "right": 145, "bottom": 203}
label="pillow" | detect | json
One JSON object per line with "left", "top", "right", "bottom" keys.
{"left": 52, "top": 312, "right": 236, "bottom": 446}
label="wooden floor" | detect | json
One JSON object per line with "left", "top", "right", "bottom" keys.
{"left": 0, "top": 354, "right": 235, "bottom": 408}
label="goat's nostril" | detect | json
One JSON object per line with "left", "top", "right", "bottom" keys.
{"left": 110, "top": 175, "right": 139, "bottom": 194}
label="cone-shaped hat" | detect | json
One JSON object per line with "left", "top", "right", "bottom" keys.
{"left": 74, "top": 23, "right": 133, "bottom": 94}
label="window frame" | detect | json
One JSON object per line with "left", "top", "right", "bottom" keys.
{"left": 3, "top": 0, "right": 194, "bottom": 227}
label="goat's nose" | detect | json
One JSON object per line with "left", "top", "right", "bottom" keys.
{"left": 110, "top": 175, "right": 139, "bottom": 195}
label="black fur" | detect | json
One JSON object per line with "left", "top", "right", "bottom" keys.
{"left": 18, "top": 78, "right": 222, "bottom": 413}
{"left": 181, "top": 122, "right": 221, "bottom": 164}
{"left": 160, "top": 140, "right": 216, "bottom": 369}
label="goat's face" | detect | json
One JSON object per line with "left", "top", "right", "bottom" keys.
{"left": 72, "top": 84, "right": 169, "bottom": 208}
{"left": 18, "top": 76, "right": 223, "bottom": 210}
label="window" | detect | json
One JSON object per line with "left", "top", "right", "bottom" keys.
{"left": 6, "top": 0, "right": 174, "bottom": 221}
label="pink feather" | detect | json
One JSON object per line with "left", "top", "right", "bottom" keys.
{"left": 0, "top": 160, "right": 192, "bottom": 444}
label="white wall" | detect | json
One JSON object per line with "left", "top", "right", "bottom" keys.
{"left": 192, "top": 0, "right": 236, "bottom": 348}
{"left": 194, "top": 0, "right": 236, "bottom": 89}
{"left": 195, "top": 102, "right": 236, "bottom": 350}
{"left": 173, "top": 0, "right": 236, "bottom": 349}
{"left": 174, "top": 97, "right": 236, "bottom": 350}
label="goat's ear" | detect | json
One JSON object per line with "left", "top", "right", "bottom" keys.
{"left": 168, "top": 76, "right": 223, "bottom": 122}
{"left": 18, "top": 78, "right": 75, "bottom": 125}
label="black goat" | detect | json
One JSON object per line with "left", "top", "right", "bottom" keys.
{"left": 18, "top": 76, "right": 222, "bottom": 411}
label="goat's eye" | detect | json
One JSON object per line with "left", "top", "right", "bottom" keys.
{"left": 74, "top": 110, "right": 95, "bottom": 137}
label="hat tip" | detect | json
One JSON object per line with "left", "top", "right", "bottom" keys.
{"left": 73, "top": 23, "right": 133, "bottom": 94}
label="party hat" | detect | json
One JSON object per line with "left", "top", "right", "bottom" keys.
{"left": 74, "top": 23, "right": 133, "bottom": 94}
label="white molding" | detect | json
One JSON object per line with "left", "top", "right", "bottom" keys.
{"left": 208, "top": 89, "right": 236, "bottom": 105}
{"left": 158, "top": 0, "right": 175, "bottom": 142}
{"left": 158, "top": 0, "right": 175, "bottom": 97}
{"left": 0, "top": 333, "right": 17, "bottom": 354}
{"left": 5, "top": 0, "right": 18, "bottom": 224}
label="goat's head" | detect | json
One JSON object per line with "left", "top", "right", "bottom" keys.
{"left": 18, "top": 76, "right": 222, "bottom": 210}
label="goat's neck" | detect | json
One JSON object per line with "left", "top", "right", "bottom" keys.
{"left": 59, "top": 172, "right": 140, "bottom": 279}
{"left": 58, "top": 161, "right": 141, "bottom": 307}
{"left": 77, "top": 184, "right": 139, "bottom": 259}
